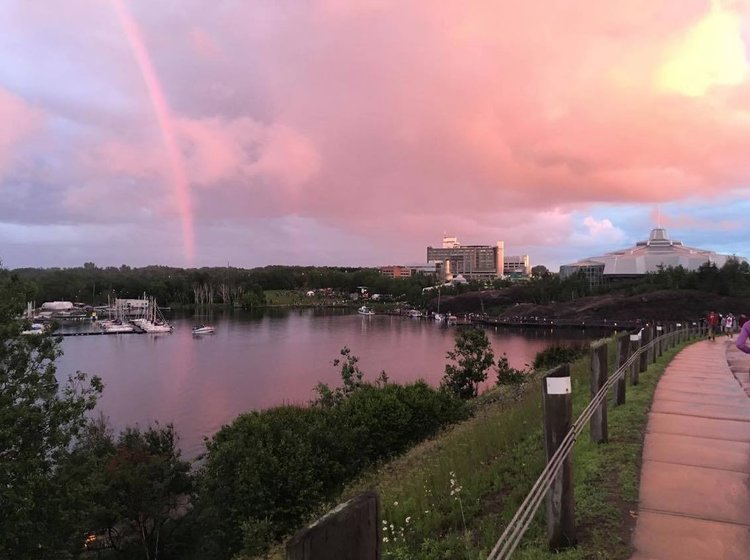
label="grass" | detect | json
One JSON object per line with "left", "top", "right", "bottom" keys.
{"left": 267, "top": 332, "right": 696, "bottom": 560}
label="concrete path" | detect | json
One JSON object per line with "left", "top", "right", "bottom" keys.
{"left": 630, "top": 339, "right": 750, "bottom": 560}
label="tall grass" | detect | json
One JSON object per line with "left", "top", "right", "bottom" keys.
{"left": 270, "top": 333, "right": 695, "bottom": 560}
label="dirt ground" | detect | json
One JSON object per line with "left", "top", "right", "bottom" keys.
{"left": 436, "top": 288, "right": 750, "bottom": 323}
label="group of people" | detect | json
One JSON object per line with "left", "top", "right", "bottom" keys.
{"left": 706, "top": 310, "right": 738, "bottom": 341}
{"left": 706, "top": 310, "right": 750, "bottom": 357}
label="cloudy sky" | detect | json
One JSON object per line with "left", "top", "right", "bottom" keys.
{"left": 2, "top": 0, "right": 750, "bottom": 270}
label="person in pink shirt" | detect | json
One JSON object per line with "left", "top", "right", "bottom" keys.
{"left": 736, "top": 315, "right": 750, "bottom": 354}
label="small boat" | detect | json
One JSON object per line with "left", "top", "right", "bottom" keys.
{"left": 192, "top": 325, "right": 216, "bottom": 335}
{"left": 406, "top": 309, "right": 422, "bottom": 318}
{"left": 103, "top": 322, "right": 136, "bottom": 334}
{"left": 357, "top": 306, "right": 375, "bottom": 316}
{"left": 21, "top": 323, "right": 45, "bottom": 336}
{"left": 433, "top": 313, "right": 445, "bottom": 322}
{"left": 446, "top": 314, "right": 458, "bottom": 326}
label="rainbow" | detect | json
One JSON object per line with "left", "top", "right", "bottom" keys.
{"left": 112, "top": 0, "right": 195, "bottom": 263}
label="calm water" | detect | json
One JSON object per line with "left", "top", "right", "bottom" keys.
{"left": 56, "top": 309, "right": 605, "bottom": 457}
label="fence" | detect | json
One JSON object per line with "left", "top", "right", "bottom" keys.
{"left": 286, "top": 322, "right": 703, "bottom": 560}
{"left": 486, "top": 321, "right": 700, "bottom": 559}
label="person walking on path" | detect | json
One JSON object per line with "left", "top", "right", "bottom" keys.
{"left": 736, "top": 315, "right": 750, "bottom": 353}
{"left": 707, "top": 310, "right": 719, "bottom": 341}
{"left": 725, "top": 313, "right": 735, "bottom": 338}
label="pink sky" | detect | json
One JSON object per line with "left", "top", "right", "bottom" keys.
{"left": 1, "top": 0, "right": 749, "bottom": 269}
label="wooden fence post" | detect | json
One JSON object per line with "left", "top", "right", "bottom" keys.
{"left": 639, "top": 327, "right": 650, "bottom": 373}
{"left": 542, "top": 364, "right": 576, "bottom": 550}
{"left": 676, "top": 323, "right": 682, "bottom": 345}
{"left": 590, "top": 342, "right": 608, "bottom": 444}
{"left": 629, "top": 331, "right": 641, "bottom": 385}
{"left": 656, "top": 325, "right": 663, "bottom": 357}
{"left": 650, "top": 324, "right": 657, "bottom": 364}
{"left": 615, "top": 334, "right": 628, "bottom": 406}
{"left": 286, "top": 492, "right": 380, "bottom": 560}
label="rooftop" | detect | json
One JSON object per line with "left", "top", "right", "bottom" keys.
{"left": 561, "top": 228, "right": 745, "bottom": 276}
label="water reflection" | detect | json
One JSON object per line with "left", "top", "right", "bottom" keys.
{"left": 56, "top": 309, "right": 608, "bottom": 457}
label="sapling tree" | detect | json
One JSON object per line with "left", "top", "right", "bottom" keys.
{"left": 442, "top": 327, "right": 495, "bottom": 398}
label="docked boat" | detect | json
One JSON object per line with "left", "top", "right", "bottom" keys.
{"left": 357, "top": 306, "right": 375, "bottom": 316}
{"left": 99, "top": 299, "right": 136, "bottom": 333}
{"left": 446, "top": 314, "right": 458, "bottom": 326}
{"left": 406, "top": 309, "right": 422, "bottom": 318}
{"left": 103, "top": 322, "right": 136, "bottom": 334}
{"left": 192, "top": 325, "right": 216, "bottom": 335}
{"left": 20, "top": 323, "right": 45, "bottom": 336}
{"left": 132, "top": 296, "right": 173, "bottom": 333}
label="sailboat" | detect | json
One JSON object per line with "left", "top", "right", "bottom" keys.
{"left": 132, "top": 296, "right": 173, "bottom": 333}
{"left": 433, "top": 288, "right": 444, "bottom": 322}
{"left": 101, "top": 300, "right": 135, "bottom": 334}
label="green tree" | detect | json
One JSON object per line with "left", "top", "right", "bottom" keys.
{"left": 531, "top": 264, "right": 549, "bottom": 278}
{"left": 0, "top": 269, "right": 103, "bottom": 556}
{"left": 442, "top": 328, "right": 495, "bottom": 398}
{"left": 100, "top": 424, "right": 193, "bottom": 558}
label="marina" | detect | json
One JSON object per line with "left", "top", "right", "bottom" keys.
{"left": 55, "top": 308, "right": 607, "bottom": 458}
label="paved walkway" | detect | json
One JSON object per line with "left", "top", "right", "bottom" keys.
{"left": 630, "top": 339, "right": 750, "bottom": 560}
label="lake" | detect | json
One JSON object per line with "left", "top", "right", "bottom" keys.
{"left": 56, "top": 308, "right": 607, "bottom": 458}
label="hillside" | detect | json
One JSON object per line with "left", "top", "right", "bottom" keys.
{"left": 436, "top": 288, "right": 750, "bottom": 322}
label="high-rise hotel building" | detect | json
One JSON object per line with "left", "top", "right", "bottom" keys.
{"left": 427, "top": 237, "right": 506, "bottom": 280}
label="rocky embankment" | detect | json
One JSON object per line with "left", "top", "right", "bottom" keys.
{"left": 436, "top": 289, "right": 750, "bottom": 323}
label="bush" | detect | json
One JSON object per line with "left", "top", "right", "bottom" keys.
{"left": 533, "top": 344, "right": 587, "bottom": 371}
{"left": 198, "top": 382, "right": 468, "bottom": 557}
{"left": 495, "top": 353, "right": 530, "bottom": 385}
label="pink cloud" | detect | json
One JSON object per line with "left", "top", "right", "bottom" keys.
{"left": 8, "top": 0, "right": 750, "bottom": 265}
{"left": 0, "top": 88, "right": 43, "bottom": 175}
{"left": 175, "top": 117, "right": 320, "bottom": 189}
{"left": 649, "top": 208, "right": 742, "bottom": 231}
{"left": 189, "top": 27, "right": 221, "bottom": 59}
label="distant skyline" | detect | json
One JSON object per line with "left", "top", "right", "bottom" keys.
{"left": 2, "top": 1, "right": 750, "bottom": 271}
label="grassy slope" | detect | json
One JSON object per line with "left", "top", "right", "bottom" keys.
{"left": 269, "top": 336, "right": 694, "bottom": 560}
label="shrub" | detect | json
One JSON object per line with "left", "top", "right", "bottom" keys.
{"left": 533, "top": 344, "right": 587, "bottom": 371}
{"left": 198, "top": 381, "right": 468, "bottom": 557}
{"left": 495, "top": 353, "right": 530, "bottom": 385}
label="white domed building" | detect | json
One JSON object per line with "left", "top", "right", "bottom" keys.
{"left": 559, "top": 228, "right": 746, "bottom": 286}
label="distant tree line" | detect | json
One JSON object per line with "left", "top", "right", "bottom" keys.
{"left": 436, "top": 259, "right": 750, "bottom": 313}
{"left": 11, "top": 264, "right": 435, "bottom": 307}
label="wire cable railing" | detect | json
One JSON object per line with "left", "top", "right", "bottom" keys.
{"left": 486, "top": 324, "right": 696, "bottom": 560}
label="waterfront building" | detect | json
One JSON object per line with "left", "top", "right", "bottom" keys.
{"left": 503, "top": 255, "right": 531, "bottom": 276}
{"left": 380, "top": 265, "right": 412, "bottom": 279}
{"left": 380, "top": 264, "right": 437, "bottom": 278}
{"left": 559, "top": 227, "right": 746, "bottom": 285}
{"left": 427, "top": 237, "right": 505, "bottom": 280}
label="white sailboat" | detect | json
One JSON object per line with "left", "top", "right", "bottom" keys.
{"left": 132, "top": 296, "right": 172, "bottom": 333}
{"left": 101, "top": 299, "right": 135, "bottom": 334}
